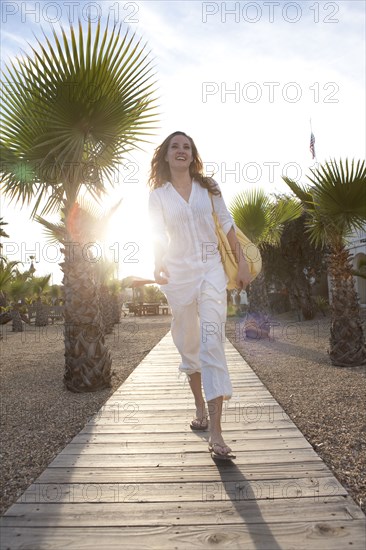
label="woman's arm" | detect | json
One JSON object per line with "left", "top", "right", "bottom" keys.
{"left": 148, "top": 191, "right": 169, "bottom": 284}
{"left": 153, "top": 243, "right": 169, "bottom": 284}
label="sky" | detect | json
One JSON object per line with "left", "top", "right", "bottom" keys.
{"left": 1, "top": 0, "right": 365, "bottom": 284}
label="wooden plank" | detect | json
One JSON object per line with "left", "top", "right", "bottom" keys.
{"left": 59, "top": 438, "right": 312, "bottom": 454}
{"left": 89, "top": 412, "right": 288, "bottom": 422}
{"left": 34, "top": 462, "right": 339, "bottom": 484}
{"left": 2, "top": 496, "right": 364, "bottom": 527}
{"left": 107, "top": 394, "right": 276, "bottom": 400}
{"left": 2, "top": 521, "right": 365, "bottom": 550}
{"left": 86, "top": 408, "right": 293, "bottom": 420}
{"left": 113, "top": 385, "right": 266, "bottom": 392}
{"left": 67, "top": 427, "right": 308, "bottom": 443}
{"left": 108, "top": 391, "right": 275, "bottom": 399}
{"left": 17, "top": 477, "right": 347, "bottom": 504}
{"left": 78, "top": 423, "right": 302, "bottom": 434}
{"left": 79, "top": 424, "right": 297, "bottom": 434}
{"left": 87, "top": 410, "right": 287, "bottom": 421}
{"left": 83, "top": 422, "right": 291, "bottom": 439}
{"left": 106, "top": 396, "right": 279, "bottom": 405}
{"left": 48, "top": 448, "right": 323, "bottom": 468}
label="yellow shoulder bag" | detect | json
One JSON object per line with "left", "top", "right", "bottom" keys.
{"left": 210, "top": 193, "right": 262, "bottom": 290}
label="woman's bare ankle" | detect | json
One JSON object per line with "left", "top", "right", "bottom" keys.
{"left": 195, "top": 402, "right": 207, "bottom": 420}
{"left": 209, "top": 432, "right": 227, "bottom": 446}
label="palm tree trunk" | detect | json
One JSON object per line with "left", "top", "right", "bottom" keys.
{"left": 289, "top": 278, "right": 314, "bottom": 321}
{"left": 11, "top": 308, "right": 23, "bottom": 332}
{"left": 100, "top": 286, "right": 114, "bottom": 335}
{"left": 245, "top": 269, "right": 272, "bottom": 339}
{"left": 112, "top": 295, "right": 121, "bottom": 324}
{"left": 35, "top": 297, "right": 48, "bottom": 327}
{"left": 248, "top": 271, "right": 270, "bottom": 314}
{"left": 327, "top": 244, "right": 366, "bottom": 366}
{"left": 61, "top": 236, "right": 112, "bottom": 392}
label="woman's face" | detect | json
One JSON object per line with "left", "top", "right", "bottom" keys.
{"left": 165, "top": 134, "right": 193, "bottom": 173}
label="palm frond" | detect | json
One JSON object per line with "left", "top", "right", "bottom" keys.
{"left": 34, "top": 216, "right": 67, "bottom": 244}
{"left": 229, "top": 189, "right": 271, "bottom": 244}
{"left": 229, "top": 189, "right": 302, "bottom": 247}
{"left": 7, "top": 277, "right": 32, "bottom": 302}
{"left": 283, "top": 159, "right": 366, "bottom": 248}
{"left": 35, "top": 195, "right": 123, "bottom": 247}
{"left": 1, "top": 19, "right": 159, "bottom": 215}
{"left": 30, "top": 275, "right": 52, "bottom": 296}
{"left": 0, "top": 261, "right": 21, "bottom": 291}
{"left": 0, "top": 218, "right": 9, "bottom": 239}
{"left": 282, "top": 177, "right": 315, "bottom": 209}
{"left": 307, "top": 159, "right": 366, "bottom": 222}
{"left": 93, "top": 259, "right": 117, "bottom": 284}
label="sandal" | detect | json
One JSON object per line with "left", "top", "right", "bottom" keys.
{"left": 208, "top": 442, "right": 236, "bottom": 461}
{"left": 190, "top": 416, "right": 208, "bottom": 430}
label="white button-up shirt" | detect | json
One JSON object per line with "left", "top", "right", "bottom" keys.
{"left": 148, "top": 180, "right": 234, "bottom": 305}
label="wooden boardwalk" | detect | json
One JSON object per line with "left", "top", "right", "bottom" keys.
{"left": 1, "top": 332, "right": 365, "bottom": 549}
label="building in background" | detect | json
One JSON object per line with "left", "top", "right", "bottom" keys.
{"left": 347, "top": 226, "right": 366, "bottom": 307}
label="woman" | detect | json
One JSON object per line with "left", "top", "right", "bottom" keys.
{"left": 148, "top": 131, "right": 251, "bottom": 460}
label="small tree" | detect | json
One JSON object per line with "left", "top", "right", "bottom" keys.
{"left": 30, "top": 275, "right": 52, "bottom": 326}
{"left": 144, "top": 285, "right": 167, "bottom": 304}
{"left": 230, "top": 189, "right": 302, "bottom": 313}
{"left": 6, "top": 273, "right": 32, "bottom": 332}
{"left": 263, "top": 213, "right": 327, "bottom": 319}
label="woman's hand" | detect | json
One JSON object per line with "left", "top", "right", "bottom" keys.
{"left": 236, "top": 258, "right": 251, "bottom": 289}
{"left": 154, "top": 265, "right": 169, "bottom": 285}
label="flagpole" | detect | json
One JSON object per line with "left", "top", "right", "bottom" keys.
{"left": 309, "top": 117, "right": 317, "bottom": 164}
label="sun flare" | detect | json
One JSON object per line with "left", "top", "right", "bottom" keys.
{"left": 103, "top": 190, "right": 155, "bottom": 282}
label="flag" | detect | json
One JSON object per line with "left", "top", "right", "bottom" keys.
{"left": 310, "top": 132, "right": 316, "bottom": 159}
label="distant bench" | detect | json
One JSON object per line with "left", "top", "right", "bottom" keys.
{"left": 48, "top": 306, "right": 64, "bottom": 323}
{"left": 125, "top": 303, "right": 170, "bottom": 316}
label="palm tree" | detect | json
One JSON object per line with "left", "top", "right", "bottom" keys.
{"left": 48, "top": 284, "right": 63, "bottom": 305}
{"left": 0, "top": 218, "right": 9, "bottom": 262}
{"left": 283, "top": 159, "right": 366, "bottom": 367}
{"left": 30, "top": 275, "right": 52, "bottom": 326}
{"left": 0, "top": 260, "right": 19, "bottom": 326}
{"left": 109, "top": 279, "right": 124, "bottom": 325}
{"left": 230, "top": 189, "right": 302, "bottom": 313}
{"left": 1, "top": 20, "right": 158, "bottom": 391}
{"left": 35, "top": 197, "right": 132, "bottom": 389}
{"left": 5, "top": 272, "right": 32, "bottom": 332}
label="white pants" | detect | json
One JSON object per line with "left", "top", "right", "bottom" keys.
{"left": 167, "top": 281, "right": 232, "bottom": 402}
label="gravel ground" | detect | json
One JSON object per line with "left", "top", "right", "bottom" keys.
{"left": 1, "top": 311, "right": 365, "bottom": 517}
{"left": 226, "top": 312, "right": 366, "bottom": 515}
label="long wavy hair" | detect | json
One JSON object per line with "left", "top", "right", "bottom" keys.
{"left": 148, "top": 131, "right": 221, "bottom": 195}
